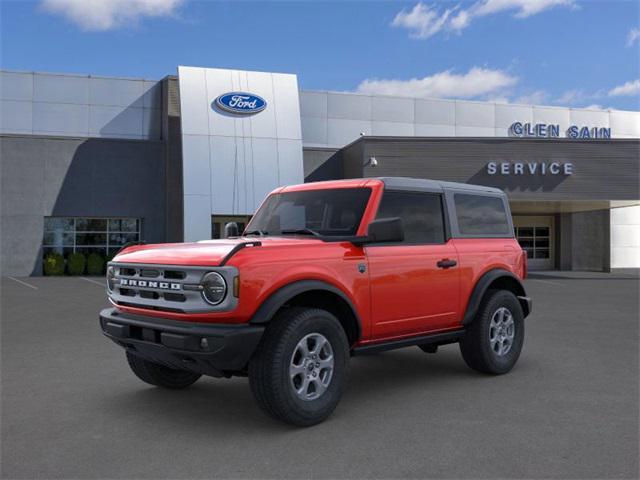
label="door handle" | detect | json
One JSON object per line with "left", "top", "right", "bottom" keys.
{"left": 437, "top": 259, "right": 457, "bottom": 269}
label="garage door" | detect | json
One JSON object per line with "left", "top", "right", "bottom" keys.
{"left": 513, "top": 216, "right": 554, "bottom": 270}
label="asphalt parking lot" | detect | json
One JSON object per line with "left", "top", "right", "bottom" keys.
{"left": 1, "top": 272, "right": 638, "bottom": 479}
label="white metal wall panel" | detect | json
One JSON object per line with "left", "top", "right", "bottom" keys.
{"left": 33, "top": 102, "right": 89, "bottom": 136}
{"left": 182, "top": 135, "right": 211, "bottom": 196}
{"left": 456, "top": 101, "right": 495, "bottom": 127}
{"left": 532, "top": 106, "right": 571, "bottom": 133}
{"left": 89, "top": 105, "right": 143, "bottom": 137}
{"left": 611, "top": 205, "right": 640, "bottom": 268}
{"left": 209, "top": 135, "right": 237, "bottom": 215}
{"left": 414, "top": 123, "right": 455, "bottom": 136}
{"left": 610, "top": 110, "right": 640, "bottom": 137}
{"left": 327, "top": 118, "right": 371, "bottom": 145}
{"left": 142, "top": 81, "right": 161, "bottom": 109}
{"left": 495, "top": 104, "right": 534, "bottom": 128}
{"left": 372, "top": 121, "right": 414, "bottom": 136}
{"left": 178, "top": 66, "right": 303, "bottom": 240}
{"left": 301, "top": 116, "right": 328, "bottom": 145}
{"left": 34, "top": 73, "right": 89, "bottom": 104}
{"left": 0, "top": 100, "right": 32, "bottom": 133}
{"left": 251, "top": 138, "right": 281, "bottom": 205}
{"left": 184, "top": 195, "right": 212, "bottom": 243}
{"left": 299, "top": 89, "right": 640, "bottom": 147}
{"left": 299, "top": 91, "right": 327, "bottom": 118}
{"left": 90, "top": 77, "right": 144, "bottom": 107}
{"left": 455, "top": 126, "right": 495, "bottom": 137}
{"left": 277, "top": 139, "right": 305, "bottom": 186}
{"left": 274, "top": 73, "right": 303, "bottom": 140}
{"left": 180, "top": 68, "right": 209, "bottom": 136}
{"left": 372, "top": 96, "right": 414, "bottom": 123}
{"left": 1, "top": 71, "right": 33, "bottom": 101}
{"left": 415, "top": 99, "right": 455, "bottom": 125}
{"left": 0, "top": 70, "right": 161, "bottom": 140}
{"left": 327, "top": 93, "right": 371, "bottom": 120}
{"left": 570, "top": 109, "right": 609, "bottom": 128}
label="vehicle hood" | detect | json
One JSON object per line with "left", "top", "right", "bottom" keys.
{"left": 112, "top": 237, "right": 324, "bottom": 266}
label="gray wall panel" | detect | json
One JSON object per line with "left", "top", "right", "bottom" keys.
{"left": 338, "top": 138, "right": 640, "bottom": 201}
{"left": 572, "top": 210, "right": 610, "bottom": 271}
{"left": 0, "top": 135, "right": 166, "bottom": 276}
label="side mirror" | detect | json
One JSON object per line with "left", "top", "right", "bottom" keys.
{"left": 224, "top": 222, "right": 239, "bottom": 238}
{"left": 361, "top": 217, "right": 404, "bottom": 244}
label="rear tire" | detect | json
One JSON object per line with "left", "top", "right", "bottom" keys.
{"left": 126, "top": 351, "right": 201, "bottom": 389}
{"left": 459, "top": 289, "right": 524, "bottom": 374}
{"left": 249, "top": 307, "right": 350, "bottom": 427}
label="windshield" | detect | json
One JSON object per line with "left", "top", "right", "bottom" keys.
{"left": 245, "top": 188, "right": 371, "bottom": 237}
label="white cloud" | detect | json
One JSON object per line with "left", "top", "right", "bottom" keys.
{"left": 391, "top": 3, "right": 457, "bottom": 39}
{"left": 356, "top": 67, "right": 518, "bottom": 99}
{"left": 471, "top": 0, "right": 577, "bottom": 19}
{"left": 40, "top": 0, "right": 184, "bottom": 31}
{"left": 515, "top": 90, "right": 548, "bottom": 105}
{"left": 583, "top": 104, "right": 605, "bottom": 110}
{"left": 556, "top": 89, "right": 587, "bottom": 105}
{"left": 627, "top": 28, "right": 640, "bottom": 47}
{"left": 608, "top": 79, "right": 640, "bottom": 97}
{"left": 392, "top": 1, "right": 576, "bottom": 39}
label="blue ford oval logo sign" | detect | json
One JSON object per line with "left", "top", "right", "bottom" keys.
{"left": 214, "top": 92, "right": 267, "bottom": 115}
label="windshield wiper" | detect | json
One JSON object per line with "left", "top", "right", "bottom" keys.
{"left": 244, "top": 229, "right": 268, "bottom": 236}
{"left": 281, "top": 228, "right": 322, "bottom": 237}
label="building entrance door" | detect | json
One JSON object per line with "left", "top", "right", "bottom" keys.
{"left": 513, "top": 216, "right": 555, "bottom": 270}
{"left": 211, "top": 215, "right": 252, "bottom": 239}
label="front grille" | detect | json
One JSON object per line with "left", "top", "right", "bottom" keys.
{"left": 108, "top": 262, "right": 238, "bottom": 314}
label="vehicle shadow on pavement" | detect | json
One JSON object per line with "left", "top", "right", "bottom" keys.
{"left": 102, "top": 347, "right": 482, "bottom": 432}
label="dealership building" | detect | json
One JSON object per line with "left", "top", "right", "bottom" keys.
{"left": 1, "top": 66, "right": 639, "bottom": 275}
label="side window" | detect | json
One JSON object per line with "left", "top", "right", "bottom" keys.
{"left": 454, "top": 194, "right": 510, "bottom": 236}
{"left": 376, "top": 191, "right": 445, "bottom": 244}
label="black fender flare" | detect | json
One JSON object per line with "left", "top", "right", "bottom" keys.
{"left": 462, "top": 269, "right": 531, "bottom": 325}
{"left": 249, "top": 280, "right": 362, "bottom": 339}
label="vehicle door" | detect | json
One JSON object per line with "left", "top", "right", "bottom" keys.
{"left": 366, "top": 190, "right": 461, "bottom": 340}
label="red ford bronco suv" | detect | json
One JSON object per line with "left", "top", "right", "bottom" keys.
{"left": 100, "top": 177, "right": 531, "bottom": 426}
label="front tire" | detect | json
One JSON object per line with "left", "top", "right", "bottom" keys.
{"left": 459, "top": 290, "right": 524, "bottom": 374}
{"left": 248, "top": 307, "right": 350, "bottom": 427}
{"left": 126, "top": 351, "right": 201, "bottom": 389}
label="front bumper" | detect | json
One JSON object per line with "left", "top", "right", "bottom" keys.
{"left": 99, "top": 308, "right": 264, "bottom": 377}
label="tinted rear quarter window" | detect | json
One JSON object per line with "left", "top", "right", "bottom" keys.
{"left": 454, "top": 194, "right": 510, "bottom": 236}
{"left": 376, "top": 191, "right": 445, "bottom": 244}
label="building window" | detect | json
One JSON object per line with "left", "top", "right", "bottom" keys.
{"left": 43, "top": 217, "right": 141, "bottom": 259}
{"left": 211, "top": 215, "right": 252, "bottom": 239}
{"left": 376, "top": 191, "right": 445, "bottom": 244}
{"left": 454, "top": 194, "right": 511, "bottom": 236}
{"left": 515, "top": 226, "right": 550, "bottom": 260}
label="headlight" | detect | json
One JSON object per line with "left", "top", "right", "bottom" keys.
{"left": 106, "top": 265, "right": 116, "bottom": 292}
{"left": 201, "top": 272, "right": 227, "bottom": 305}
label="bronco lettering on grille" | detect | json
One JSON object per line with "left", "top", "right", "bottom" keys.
{"left": 120, "top": 278, "right": 181, "bottom": 290}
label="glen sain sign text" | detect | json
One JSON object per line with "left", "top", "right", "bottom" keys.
{"left": 510, "top": 122, "right": 611, "bottom": 139}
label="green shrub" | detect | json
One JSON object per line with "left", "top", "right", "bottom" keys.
{"left": 86, "top": 253, "right": 105, "bottom": 276}
{"left": 67, "top": 252, "right": 86, "bottom": 275}
{"left": 43, "top": 253, "right": 65, "bottom": 276}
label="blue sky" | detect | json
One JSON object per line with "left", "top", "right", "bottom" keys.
{"left": 1, "top": 0, "right": 639, "bottom": 110}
